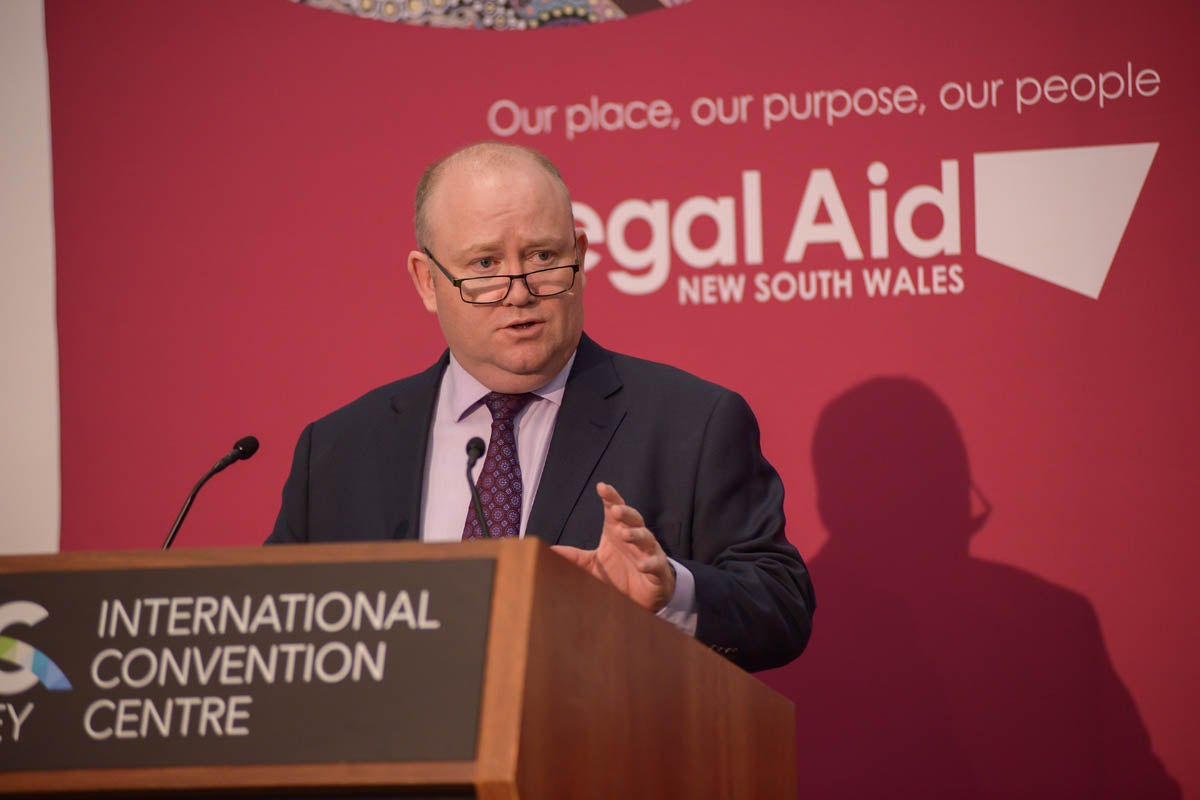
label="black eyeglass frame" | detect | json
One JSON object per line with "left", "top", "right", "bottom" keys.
{"left": 423, "top": 248, "right": 581, "bottom": 305}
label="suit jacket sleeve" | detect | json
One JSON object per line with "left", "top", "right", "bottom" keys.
{"left": 681, "top": 389, "right": 814, "bottom": 672}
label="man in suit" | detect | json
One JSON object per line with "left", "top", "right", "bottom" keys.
{"left": 269, "top": 142, "right": 813, "bottom": 672}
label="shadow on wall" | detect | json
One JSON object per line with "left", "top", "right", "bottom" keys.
{"left": 759, "top": 377, "right": 1180, "bottom": 800}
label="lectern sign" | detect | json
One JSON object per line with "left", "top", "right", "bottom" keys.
{"left": 0, "top": 559, "right": 494, "bottom": 770}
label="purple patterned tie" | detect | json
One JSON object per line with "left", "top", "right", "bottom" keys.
{"left": 463, "top": 392, "right": 534, "bottom": 540}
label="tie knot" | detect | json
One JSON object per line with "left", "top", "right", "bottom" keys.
{"left": 484, "top": 392, "right": 533, "bottom": 421}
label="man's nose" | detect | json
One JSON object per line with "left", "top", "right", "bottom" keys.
{"left": 504, "top": 275, "right": 536, "bottom": 306}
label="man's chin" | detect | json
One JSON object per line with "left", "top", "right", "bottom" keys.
{"left": 491, "top": 349, "right": 568, "bottom": 390}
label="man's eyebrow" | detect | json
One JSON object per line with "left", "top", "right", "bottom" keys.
{"left": 523, "top": 239, "right": 570, "bottom": 251}
{"left": 458, "top": 237, "right": 571, "bottom": 254}
{"left": 458, "top": 240, "right": 504, "bottom": 255}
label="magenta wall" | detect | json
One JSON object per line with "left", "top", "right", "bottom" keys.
{"left": 47, "top": 1, "right": 1198, "bottom": 795}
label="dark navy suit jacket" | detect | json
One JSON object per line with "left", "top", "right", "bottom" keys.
{"left": 268, "top": 334, "right": 814, "bottom": 671}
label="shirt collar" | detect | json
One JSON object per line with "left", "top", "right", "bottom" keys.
{"left": 445, "top": 351, "right": 577, "bottom": 422}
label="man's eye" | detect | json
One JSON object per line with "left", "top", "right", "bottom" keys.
{"left": 532, "top": 251, "right": 553, "bottom": 262}
{"left": 476, "top": 257, "right": 496, "bottom": 270}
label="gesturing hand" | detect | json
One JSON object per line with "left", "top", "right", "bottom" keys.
{"left": 552, "top": 482, "right": 676, "bottom": 612}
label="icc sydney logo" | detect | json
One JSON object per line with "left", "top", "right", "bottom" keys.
{"left": 0, "top": 601, "right": 72, "bottom": 695}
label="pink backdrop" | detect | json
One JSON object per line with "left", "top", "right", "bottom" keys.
{"left": 47, "top": 0, "right": 1198, "bottom": 795}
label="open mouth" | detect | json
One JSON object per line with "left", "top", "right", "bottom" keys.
{"left": 508, "top": 320, "right": 540, "bottom": 330}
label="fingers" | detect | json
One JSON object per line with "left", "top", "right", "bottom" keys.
{"left": 597, "top": 482, "right": 645, "bottom": 528}
{"left": 570, "top": 483, "right": 676, "bottom": 611}
{"left": 596, "top": 481, "right": 625, "bottom": 507}
{"left": 595, "top": 480, "right": 669, "bottom": 574}
{"left": 619, "top": 524, "right": 662, "bottom": 558}
{"left": 635, "top": 550, "right": 669, "bottom": 577}
{"left": 604, "top": 509, "right": 656, "bottom": 558}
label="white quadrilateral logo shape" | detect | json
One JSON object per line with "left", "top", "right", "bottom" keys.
{"left": 974, "top": 143, "right": 1158, "bottom": 299}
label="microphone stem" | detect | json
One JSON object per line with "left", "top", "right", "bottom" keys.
{"left": 467, "top": 456, "right": 491, "bottom": 539}
{"left": 161, "top": 461, "right": 226, "bottom": 551}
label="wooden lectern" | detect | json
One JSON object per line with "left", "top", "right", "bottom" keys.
{"left": 0, "top": 539, "right": 796, "bottom": 798}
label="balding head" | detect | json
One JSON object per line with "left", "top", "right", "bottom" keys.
{"left": 414, "top": 142, "right": 572, "bottom": 250}
{"left": 405, "top": 142, "right": 588, "bottom": 394}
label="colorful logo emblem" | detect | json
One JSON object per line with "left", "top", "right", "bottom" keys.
{"left": 0, "top": 601, "right": 72, "bottom": 695}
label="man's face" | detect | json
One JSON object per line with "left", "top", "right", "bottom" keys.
{"left": 407, "top": 155, "right": 587, "bottom": 394}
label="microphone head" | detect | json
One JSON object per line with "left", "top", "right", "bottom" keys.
{"left": 466, "top": 437, "right": 486, "bottom": 461}
{"left": 232, "top": 436, "right": 260, "bottom": 461}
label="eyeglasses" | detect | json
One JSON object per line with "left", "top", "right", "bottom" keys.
{"left": 423, "top": 249, "right": 580, "bottom": 305}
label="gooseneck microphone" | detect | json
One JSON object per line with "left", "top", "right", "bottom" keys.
{"left": 465, "top": 436, "right": 491, "bottom": 538}
{"left": 162, "top": 436, "right": 260, "bottom": 550}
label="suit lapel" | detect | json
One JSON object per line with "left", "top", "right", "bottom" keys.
{"left": 526, "top": 335, "right": 624, "bottom": 546}
{"left": 378, "top": 353, "right": 447, "bottom": 541}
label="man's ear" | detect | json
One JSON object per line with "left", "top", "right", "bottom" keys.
{"left": 406, "top": 250, "right": 438, "bottom": 313}
{"left": 574, "top": 230, "right": 589, "bottom": 277}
